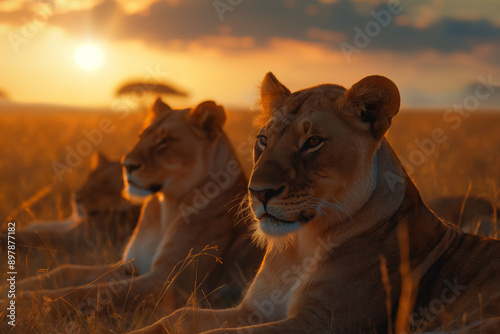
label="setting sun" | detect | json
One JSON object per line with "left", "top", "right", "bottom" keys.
{"left": 0, "top": 1, "right": 499, "bottom": 333}
{"left": 74, "top": 44, "right": 104, "bottom": 72}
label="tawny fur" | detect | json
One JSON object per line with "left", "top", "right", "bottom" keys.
{"left": 0, "top": 153, "right": 141, "bottom": 278}
{"left": 131, "top": 74, "right": 500, "bottom": 334}
{"left": 3, "top": 99, "right": 263, "bottom": 327}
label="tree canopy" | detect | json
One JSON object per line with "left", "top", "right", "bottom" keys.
{"left": 115, "top": 81, "right": 188, "bottom": 98}
{"left": 0, "top": 89, "right": 8, "bottom": 99}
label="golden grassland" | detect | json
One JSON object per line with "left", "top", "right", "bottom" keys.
{"left": 0, "top": 108, "right": 499, "bottom": 333}
{"left": 0, "top": 108, "right": 498, "bottom": 227}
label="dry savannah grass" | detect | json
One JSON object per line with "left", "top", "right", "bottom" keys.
{"left": 0, "top": 107, "right": 499, "bottom": 333}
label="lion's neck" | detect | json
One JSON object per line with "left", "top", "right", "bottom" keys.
{"left": 208, "top": 133, "right": 238, "bottom": 175}
{"left": 296, "top": 138, "right": 460, "bottom": 283}
{"left": 301, "top": 139, "right": 407, "bottom": 246}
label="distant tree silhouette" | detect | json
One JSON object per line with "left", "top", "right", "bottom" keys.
{"left": 0, "top": 89, "right": 8, "bottom": 100}
{"left": 116, "top": 82, "right": 188, "bottom": 97}
{"left": 461, "top": 82, "right": 500, "bottom": 109}
{"left": 114, "top": 80, "right": 188, "bottom": 112}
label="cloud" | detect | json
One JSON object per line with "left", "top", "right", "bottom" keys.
{"left": 365, "top": 16, "right": 500, "bottom": 53}
{"left": 460, "top": 80, "right": 500, "bottom": 109}
{"left": 2, "top": 0, "right": 500, "bottom": 55}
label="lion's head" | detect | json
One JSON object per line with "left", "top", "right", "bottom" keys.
{"left": 75, "top": 152, "right": 130, "bottom": 215}
{"left": 249, "top": 73, "right": 400, "bottom": 242}
{"left": 122, "top": 98, "right": 226, "bottom": 202}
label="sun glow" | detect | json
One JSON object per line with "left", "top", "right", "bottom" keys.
{"left": 75, "top": 44, "right": 105, "bottom": 71}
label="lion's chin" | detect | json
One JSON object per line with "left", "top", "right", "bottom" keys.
{"left": 123, "top": 182, "right": 161, "bottom": 204}
{"left": 258, "top": 215, "right": 302, "bottom": 237}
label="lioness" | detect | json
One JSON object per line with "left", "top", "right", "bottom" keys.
{"left": 132, "top": 73, "right": 500, "bottom": 334}
{"left": 6, "top": 99, "right": 262, "bottom": 326}
{"left": 0, "top": 152, "right": 141, "bottom": 281}
{"left": 12, "top": 152, "right": 141, "bottom": 262}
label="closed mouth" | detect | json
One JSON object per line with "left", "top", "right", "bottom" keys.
{"left": 262, "top": 212, "right": 314, "bottom": 224}
{"left": 128, "top": 180, "right": 162, "bottom": 193}
{"left": 148, "top": 184, "right": 162, "bottom": 193}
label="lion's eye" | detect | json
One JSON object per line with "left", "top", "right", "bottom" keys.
{"left": 157, "top": 137, "right": 174, "bottom": 147}
{"left": 302, "top": 136, "right": 324, "bottom": 152}
{"left": 257, "top": 135, "right": 269, "bottom": 150}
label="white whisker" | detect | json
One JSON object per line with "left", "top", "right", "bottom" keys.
{"left": 310, "top": 196, "right": 353, "bottom": 221}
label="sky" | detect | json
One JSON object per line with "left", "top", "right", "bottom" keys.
{"left": 0, "top": 0, "right": 499, "bottom": 110}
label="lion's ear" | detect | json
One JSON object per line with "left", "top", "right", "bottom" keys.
{"left": 260, "top": 72, "right": 291, "bottom": 117}
{"left": 345, "top": 75, "right": 400, "bottom": 140}
{"left": 151, "top": 97, "right": 172, "bottom": 116}
{"left": 189, "top": 101, "right": 226, "bottom": 141}
{"left": 90, "top": 151, "right": 109, "bottom": 169}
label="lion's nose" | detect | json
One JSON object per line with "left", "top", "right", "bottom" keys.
{"left": 123, "top": 161, "right": 141, "bottom": 174}
{"left": 249, "top": 185, "right": 286, "bottom": 207}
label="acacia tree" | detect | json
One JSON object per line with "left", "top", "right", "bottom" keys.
{"left": 115, "top": 81, "right": 188, "bottom": 112}
{"left": 0, "top": 89, "right": 8, "bottom": 100}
